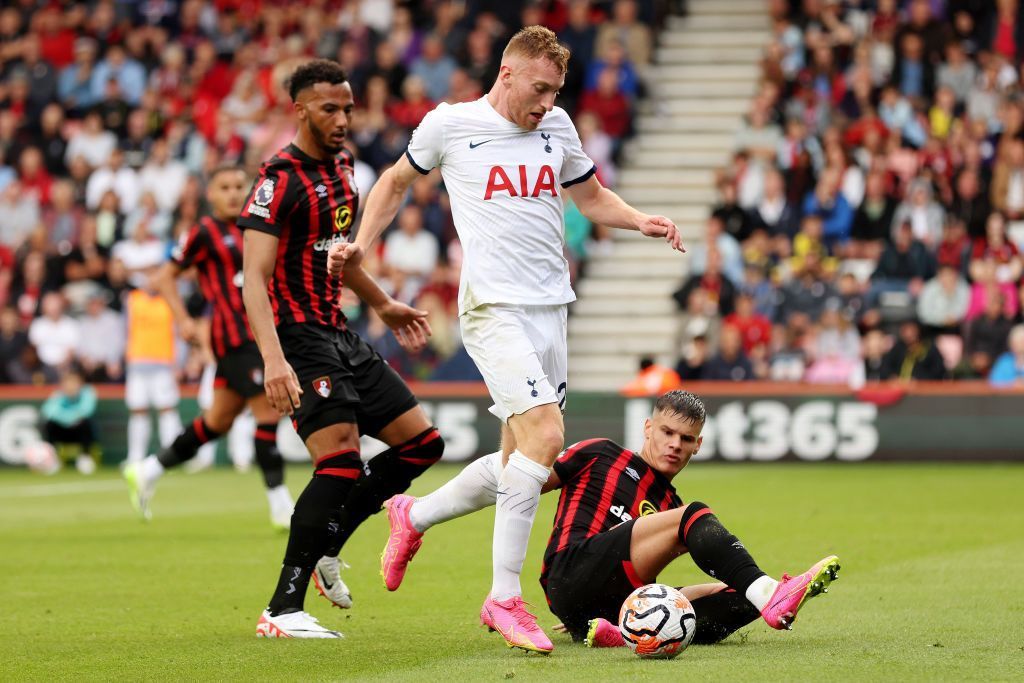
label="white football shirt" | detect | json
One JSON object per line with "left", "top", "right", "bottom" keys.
{"left": 405, "top": 97, "right": 596, "bottom": 314}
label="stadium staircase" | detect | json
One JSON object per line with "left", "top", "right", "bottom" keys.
{"left": 567, "top": 0, "right": 770, "bottom": 391}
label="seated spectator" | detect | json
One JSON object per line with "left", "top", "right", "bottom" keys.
{"left": 964, "top": 287, "right": 1015, "bottom": 377}
{"left": 858, "top": 328, "right": 890, "bottom": 384}
{"left": 704, "top": 324, "right": 754, "bottom": 381}
{"left": 411, "top": 34, "right": 457, "bottom": 103}
{"left": 18, "top": 147, "right": 53, "bottom": 206}
{"left": 85, "top": 148, "right": 139, "bottom": 214}
{"left": 791, "top": 214, "right": 837, "bottom": 275}
{"left": 576, "top": 111, "right": 616, "bottom": 187}
{"left": 28, "top": 291, "right": 79, "bottom": 375}
{"left": 42, "top": 180, "right": 85, "bottom": 251}
{"left": 0, "top": 180, "right": 41, "bottom": 250}
{"left": 383, "top": 204, "right": 439, "bottom": 304}
{"left": 990, "top": 137, "right": 1024, "bottom": 221}
{"left": 675, "top": 334, "right": 711, "bottom": 381}
{"left": 935, "top": 217, "right": 972, "bottom": 274}
{"left": 768, "top": 319, "right": 808, "bottom": 381}
{"left": 740, "top": 263, "right": 777, "bottom": 320}
{"left": 723, "top": 292, "right": 771, "bottom": 355}
{"left": 734, "top": 102, "right": 783, "bottom": 163}
{"left": 595, "top": 0, "right": 652, "bottom": 67}
{"left": 968, "top": 211, "right": 1023, "bottom": 285}
{"left": 802, "top": 167, "right": 854, "bottom": 248}
{"left": 750, "top": 167, "right": 800, "bottom": 239}
{"left": 849, "top": 171, "right": 896, "bottom": 259}
{"left": 584, "top": 39, "right": 640, "bottom": 99}
{"left": 711, "top": 181, "right": 754, "bottom": 244}
{"left": 777, "top": 253, "right": 838, "bottom": 324}
{"left": 387, "top": 75, "right": 434, "bottom": 130}
{"left": 76, "top": 290, "right": 124, "bottom": 382}
{"left": 936, "top": 40, "right": 976, "bottom": 105}
{"left": 40, "top": 363, "right": 99, "bottom": 473}
{"left": 111, "top": 220, "right": 166, "bottom": 289}
{"left": 948, "top": 168, "right": 991, "bottom": 240}
{"left": 880, "top": 318, "right": 946, "bottom": 381}
{"left": 989, "top": 324, "right": 1024, "bottom": 387}
{"left": 64, "top": 111, "right": 116, "bottom": 169}
{"left": 687, "top": 215, "right": 743, "bottom": 285}
{"left": 577, "top": 66, "right": 632, "bottom": 141}
{"left": 673, "top": 247, "right": 736, "bottom": 317}
{"left": 675, "top": 287, "right": 722, "bottom": 359}
{"left": 965, "top": 259, "right": 1020, "bottom": 322}
{"left": 0, "top": 306, "right": 27, "bottom": 383}
{"left": 58, "top": 38, "right": 100, "bottom": 116}
{"left": 621, "top": 356, "right": 682, "bottom": 397}
{"left": 917, "top": 264, "right": 970, "bottom": 334}
{"left": 138, "top": 138, "right": 188, "bottom": 214}
{"left": 891, "top": 178, "right": 944, "bottom": 249}
{"left": 871, "top": 220, "right": 935, "bottom": 302}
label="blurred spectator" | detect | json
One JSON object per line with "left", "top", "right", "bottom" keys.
{"left": 964, "top": 285, "right": 1014, "bottom": 377}
{"left": 891, "top": 178, "right": 945, "bottom": 249}
{"left": 859, "top": 327, "right": 890, "bottom": 384}
{"left": 704, "top": 324, "right": 754, "bottom": 381}
{"left": 989, "top": 323, "right": 1024, "bottom": 387}
{"left": 42, "top": 179, "right": 85, "bottom": 249}
{"left": 9, "top": 250, "right": 50, "bottom": 325}
{"left": 688, "top": 216, "right": 743, "bottom": 287}
{"left": 750, "top": 168, "right": 800, "bottom": 239}
{"left": 968, "top": 211, "right": 1023, "bottom": 286}
{"left": 675, "top": 334, "right": 711, "bottom": 381}
{"left": 949, "top": 168, "right": 991, "bottom": 240}
{"left": 723, "top": 292, "right": 771, "bottom": 356}
{"left": 872, "top": 221, "right": 935, "bottom": 301}
{"left": 849, "top": 171, "right": 896, "bottom": 259}
{"left": 0, "top": 306, "right": 27, "bottom": 383}
{"left": 578, "top": 66, "right": 632, "bottom": 141}
{"left": 917, "top": 264, "right": 971, "bottom": 334}
{"left": 989, "top": 138, "right": 1024, "bottom": 220}
{"left": 411, "top": 34, "right": 457, "bottom": 103}
{"left": 935, "top": 217, "right": 972, "bottom": 273}
{"left": 0, "top": 181, "right": 40, "bottom": 249}
{"left": 802, "top": 167, "right": 853, "bottom": 247}
{"left": 28, "top": 292, "right": 79, "bottom": 374}
{"left": 58, "top": 38, "right": 100, "bottom": 115}
{"left": 65, "top": 111, "right": 117, "bottom": 169}
{"left": 76, "top": 291, "right": 124, "bottom": 382}
{"left": 383, "top": 204, "right": 439, "bottom": 304}
{"left": 936, "top": 40, "right": 976, "bottom": 104}
{"left": 711, "top": 181, "right": 754, "bottom": 244}
{"left": 85, "top": 148, "right": 139, "bottom": 214}
{"left": 621, "top": 356, "right": 682, "bottom": 397}
{"left": 595, "top": 0, "right": 651, "bottom": 67}
{"left": 673, "top": 247, "right": 736, "bottom": 317}
{"left": 584, "top": 39, "right": 640, "bottom": 99}
{"left": 111, "top": 221, "right": 166, "bottom": 289}
{"left": 880, "top": 319, "right": 946, "bottom": 381}
{"left": 92, "top": 44, "right": 146, "bottom": 107}
{"left": 776, "top": 254, "right": 837, "bottom": 324}
{"left": 40, "top": 363, "right": 99, "bottom": 472}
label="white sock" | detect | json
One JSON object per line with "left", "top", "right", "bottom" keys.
{"left": 140, "top": 454, "right": 165, "bottom": 483}
{"left": 229, "top": 411, "right": 256, "bottom": 469}
{"left": 127, "top": 413, "right": 151, "bottom": 463}
{"left": 491, "top": 451, "right": 550, "bottom": 601}
{"left": 745, "top": 575, "right": 779, "bottom": 611}
{"left": 266, "top": 484, "right": 293, "bottom": 508}
{"left": 409, "top": 451, "right": 502, "bottom": 533}
{"left": 158, "top": 410, "right": 182, "bottom": 448}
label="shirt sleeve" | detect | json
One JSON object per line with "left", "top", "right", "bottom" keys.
{"left": 552, "top": 438, "right": 606, "bottom": 483}
{"left": 171, "top": 222, "right": 207, "bottom": 270}
{"left": 405, "top": 104, "right": 448, "bottom": 174}
{"left": 559, "top": 115, "right": 597, "bottom": 188}
{"left": 238, "top": 167, "right": 293, "bottom": 237}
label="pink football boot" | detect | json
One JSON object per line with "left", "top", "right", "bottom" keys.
{"left": 761, "top": 555, "right": 841, "bottom": 630}
{"left": 480, "top": 595, "right": 554, "bottom": 654}
{"left": 585, "top": 617, "right": 625, "bottom": 648}
{"left": 380, "top": 495, "right": 424, "bottom": 591}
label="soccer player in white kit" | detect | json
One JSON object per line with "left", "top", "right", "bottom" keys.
{"left": 328, "top": 26, "right": 684, "bottom": 654}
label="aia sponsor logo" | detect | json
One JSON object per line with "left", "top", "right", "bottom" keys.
{"left": 484, "top": 165, "right": 557, "bottom": 200}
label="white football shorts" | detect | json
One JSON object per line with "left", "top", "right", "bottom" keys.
{"left": 460, "top": 303, "right": 568, "bottom": 423}
{"left": 125, "top": 365, "right": 180, "bottom": 411}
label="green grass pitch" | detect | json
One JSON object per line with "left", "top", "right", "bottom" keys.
{"left": 2, "top": 462, "right": 1021, "bottom": 682}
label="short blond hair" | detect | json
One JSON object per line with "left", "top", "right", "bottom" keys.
{"left": 503, "top": 25, "right": 570, "bottom": 74}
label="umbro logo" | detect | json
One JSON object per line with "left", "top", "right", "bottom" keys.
{"left": 469, "top": 139, "right": 494, "bottom": 149}
{"left": 625, "top": 467, "right": 640, "bottom": 482}
{"left": 315, "top": 184, "right": 328, "bottom": 198}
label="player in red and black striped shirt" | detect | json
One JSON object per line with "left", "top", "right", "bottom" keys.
{"left": 239, "top": 60, "right": 445, "bottom": 639}
{"left": 383, "top": 391, "right": 840, "bottom": 647}
{"left": 125, "top": 166, "right": 293, "bottom": 529}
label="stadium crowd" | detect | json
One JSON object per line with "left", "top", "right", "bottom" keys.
{"left": 0, "top": 0, "right": 657, "bottom": 386}
{"left": 660, "top": 0, "right": 1024, "bottom": 388}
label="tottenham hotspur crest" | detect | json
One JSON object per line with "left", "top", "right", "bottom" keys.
{"left": 313, "top": 376, "right": 332, "bottom": 398}
{"left": 254, "top": 178, "right": 275, "bottom": 206}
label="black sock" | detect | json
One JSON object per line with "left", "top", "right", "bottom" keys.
{"left": 678, "top": 502, "right": 766, "bottom": 594}
{"left": 267, "top": 449, "right": 362, "bottom": 616}
{"left": 326, "top": 427, "right": 444, "bottom": 556}
{"left": 687, "top": 588, "right": 760, "bottom": 645}
{"left": 157, "top": 417, "right": 221, "bottom": 468}
{"left": 254, "top": 423, "right": 285, "bottom": 489}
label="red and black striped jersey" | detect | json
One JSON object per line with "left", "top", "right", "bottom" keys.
{"left": 237, "top": 143, "right": 358, "bottom": 330}
{"left": 172, "top": 216, "right": 253, "bottom": 359}
{"left": 542, "top": 438, "right": 683, "bottom": 571}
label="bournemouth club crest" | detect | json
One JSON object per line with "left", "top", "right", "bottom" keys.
{"left": 313, "top": 376, "right": 332, "bottom": 398}
{"left": 254, "top": 178, "right": 275, "bottom": 206}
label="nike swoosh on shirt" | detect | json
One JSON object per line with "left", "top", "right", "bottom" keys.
{"left": 469, "top": 139, "right": 494, "bottom": 149}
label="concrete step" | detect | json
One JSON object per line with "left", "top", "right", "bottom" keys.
{"left": 592, "top": 240, "right": 697, "bottom": 260}
{"left": 653, "top": 80, "right": 760, "bottom": 98}
{"left": 629, "top": 132, "right": 736, "bottom": 151}
{"left": 663, "top": 98, "right": 750, "bottom": 116}
{"left": 576, "top": 279, "right": 680, "bottom": 299}
{"left": 636, "top": 115, "right": 743, "bottom": 134}
{"left": 648, "top": 64, "right": 762, "bottom": 82}
{"left": 612, "top": 224, "right": 703, "bottom": 242}
{"left": 668, "top": 14, "right": 770, "bottom": 31}
{"left": 686, "top": 0, "right": 767, "bottom": 14}
{"left": 657, "top": 46, "right": 763, "bottom": 64}
{"left": 627, "top": 149, "right": 731, "bottom": 168}
{"left": 569, "top": 354, "right": 644, "bottom": 376}
{"left": 619, "top": 167, "right": 715, "bottom": 187}
{"left": 567, "top": 372, "right": 639, "bottom": 393}
{"left": 571, "top": 296, "right": 677, "bottom": 317}
{"left": 659, "top": 30, "right": 770, "bottom": 48}
{"left": 570, "top": 316, "right": 679, "bottom": 337}
{"left": 568, "top": 334, "right": 676, "bottom": 356}
{"left": 618, "top": 185, "right": 717, "bottom": 204}
{"left": 585, "top": 257, "right": 686, "bottom": 279}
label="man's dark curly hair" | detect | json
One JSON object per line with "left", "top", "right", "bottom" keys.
{"left": 287, "top": 59, "right": 348, "bottom": 102}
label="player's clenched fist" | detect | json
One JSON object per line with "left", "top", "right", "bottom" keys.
{"left": 327, "top": 242, "right": 364, "bottom": 277}
{"left": 263, "top": 356, "right": 303, "bottom": 415}
{"left": 638, "top": 215, "right": 686, "bottom": 253}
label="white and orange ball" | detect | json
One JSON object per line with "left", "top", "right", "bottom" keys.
{"left": 618, "top": 584, "right": 697, "bottom": 659}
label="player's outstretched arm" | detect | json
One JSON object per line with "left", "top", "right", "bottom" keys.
{"left": 151, "top": 260, "right": 199, "bottom": 344}
{"left": 355, "top": 154, "right": 423, "bottom": 251}
{"left": 242, "top": 229, "right": 302, "bottom": 415}
{"left": 566, "top": 175, "right": 685, "bottom": 252}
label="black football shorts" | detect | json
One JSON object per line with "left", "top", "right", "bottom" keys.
{"left": 214, "top": 342, "right": 265, "bottom": 399}
{"left": 277, "top": 323, "right": 418, "bottom": 442}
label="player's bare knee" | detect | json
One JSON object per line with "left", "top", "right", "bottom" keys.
{"left": 203, "top": 410, "right": 236, "bottom": 434}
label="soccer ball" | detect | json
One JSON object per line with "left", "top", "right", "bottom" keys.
{"left": 23, "top": 441, "right": 60, "bottom": 475}
{"left": 618, "top": 583, "right": 697, "bottom": 659}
